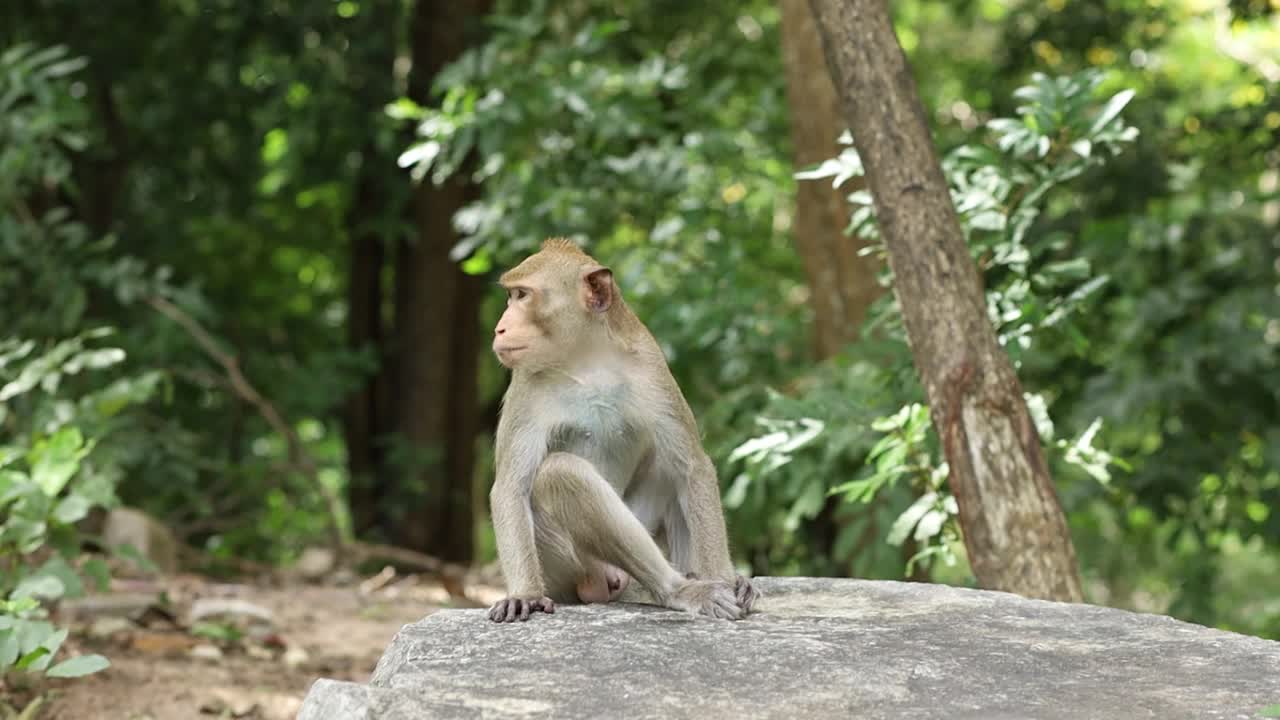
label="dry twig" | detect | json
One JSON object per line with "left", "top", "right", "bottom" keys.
{"left": 147, "top": 295, "right": 349, "bottom": 551}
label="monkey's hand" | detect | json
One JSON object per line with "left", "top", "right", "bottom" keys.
{"left": 668, "top": 578, "right": 742, "bottom": 620}
{"left": 734, "top": 574, "right": 761, "bottom": 614}
{"left": 488, "top": 596, "right": 556, "bottom": 623}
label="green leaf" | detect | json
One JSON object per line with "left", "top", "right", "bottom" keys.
{"left": 46, "top": 653, "right": 110, "bottom": 678}
{"left": 52, "top": 494, "right": 91, "bottom": 524}
{"left": 384, "top": 97, "right": 424, "bottom": 121}
{"left": 0, "top": 629, "right": 18, "bottom": 667}
{"left": 871, "top": 405, "right": 912, "bottom": 433}
{"left": 28, "top": 627, "right": 67, "bottom": 671}
{"left": 15, "top": 619, "right": 54, "bottom": 656}
{"left": 191, "top": 621, "right": 242, "bottom": 643}
{"left": 82, "top": 557, "right": 110, "bottom": 592}
{"left": 914, "top": 509, "right": 948, "bottom": 542}
{"left": 61, "top": 347, "right": 125, "bottom": 373}
{"left": 11, "top": 575, "right": 65, "bottom": 601}
{"left": 42, "top": 55, "right": 88, "bottom": 79}
{"left": 34, "top": 556, "right": 84, "bottom": 599}
{"left": 1, "top": 516, "right": 49, "bottom": 553}
{"left": 1257, "top": 704, "right": 1280, "bottom": 718}
{"left": 4, "top": 597, "right": 38, "bottom": 615}
{"left": 968, "top": 210, "right": 1007, "bottom": 232}
{"left": 1042, "top": 258, "right": 1092, "bottom": 281}
{"left": 15, "top": 646, "right": 50, "bottom": 671}
{"left": 875, "top": 442, "right": 908, "bottom": 475}
{"left": 831, "top": 470, "right": 900, "bottom": 502}
{"left": 783, "top": 481, "right": 826, "bottom": 531}
{"left": 0, "top": 446, "right": 22, "bottom": 468}
{"left": 28, "top": 426, "right": 88, "bottom": 496}
{"left": 398, "top": 140, "right": 441, "bottom": 172}
{"left": 112, "top": 543, "right": 160, "bottom": 575}
{"left": 87, "top": 372, "right": 161, "bottom": 418}
{"left": 460, "top": 252, "right": 492, "bottom": 276}
{"left": 0, "top": 469, "right": 28, "bottom": 505}
{"left": 888, "top": 493, "right": 937, "bottom": 546}
{"left": 1088, "top": 89, "right": 1135, "bottom": 136}
{"left": 723, "top": 473, "right": 751, "bottom": 509}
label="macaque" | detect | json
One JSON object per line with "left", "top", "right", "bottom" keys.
{"left": 486, "top": 238, "right": 759, "bottom": 622}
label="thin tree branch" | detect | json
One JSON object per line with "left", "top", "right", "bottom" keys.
{"left": 147, "top": 295, "right": 351, "bottom": 551}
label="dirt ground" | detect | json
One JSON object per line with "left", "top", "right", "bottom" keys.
{"left": 6, "top": 571, "right": 504, "bottom": 720}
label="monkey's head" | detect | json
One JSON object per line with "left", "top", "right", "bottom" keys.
{"left": 493, "top": 238, "right": 619, "bottom": 371}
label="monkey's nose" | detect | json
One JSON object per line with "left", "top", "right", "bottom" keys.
{"left": 495, "top": 327, "right": 506, "bottom": 335}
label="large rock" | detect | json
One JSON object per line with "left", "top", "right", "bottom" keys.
{"left": 298, "top": 577, "right": 1280, "bottom": 719}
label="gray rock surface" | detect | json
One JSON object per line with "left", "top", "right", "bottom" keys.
{"left": 299, "top": 577, "right": 1280, "bottom": 719}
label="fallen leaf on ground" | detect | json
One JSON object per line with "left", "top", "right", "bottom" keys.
{"left": 131, "top": 631, "right": 199, "bottom": 655}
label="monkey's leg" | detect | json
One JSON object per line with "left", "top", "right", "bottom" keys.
{"left": 530, "top": 519, "right": 589, "bottom": 604}
{"left": 532, "top": 452, "right": 740, "bottom": 619}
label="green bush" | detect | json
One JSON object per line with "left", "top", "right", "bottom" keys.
{"left": 0, "top": 43, "right": 162, "bottom": 681}
{"left": 721, "top": 71, "right": 1135, "bottom": 580}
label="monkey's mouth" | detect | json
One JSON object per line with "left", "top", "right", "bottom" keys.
{"left": 493, "top": 345, "right": 528, "bottom": 365}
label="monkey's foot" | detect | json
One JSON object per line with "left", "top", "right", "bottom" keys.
{"left": 669, "top": 579, "right": 742, "bottom": 620}
{"left": 735, "top": 574, "right": 761, "bottom": 614}
{"left": 488, "top": 596, "right": 555, "bottom": 623}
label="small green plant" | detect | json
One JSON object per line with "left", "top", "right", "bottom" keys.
{"left": 0, "top": 416, "right": 110, "bottom": 678}
{"left": 190, "top": 621, "right": 243, "bottom": 644}
{"left": 0, "top": 43, "right": 175, "bottom": 681}
{"left": 0, "top": 333, "right": 162, "bottom": 679}
{"left": 830, "top": 404, "right": 960, "bottom": 575}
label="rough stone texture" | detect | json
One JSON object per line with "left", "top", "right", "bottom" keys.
{"left": 299, "top": 577, "right": 1280, "bottom": 719}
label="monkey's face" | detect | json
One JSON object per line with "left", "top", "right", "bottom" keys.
{"left": 493, "top": 284, "right": 549, "bottom": 369}
{"left": 494, "top": 243, "right": 616, "bottom": 372}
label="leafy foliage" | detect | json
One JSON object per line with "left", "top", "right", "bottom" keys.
{"left": 395, "top": 2, "right": 805, "bottom": 408}
{"left": 3, "top": 2, "right": 375, "bottom": 564}
{"left": 0, "top": 43, "right": 165, "bottom": 680}
{"left": 726, "top": 71, "right": 1135, "bottom": 578}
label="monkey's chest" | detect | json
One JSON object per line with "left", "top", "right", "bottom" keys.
{"left": 543, "top": 383, "right": 648, "bottom": 489}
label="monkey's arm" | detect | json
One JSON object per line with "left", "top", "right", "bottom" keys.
{"left": 682, "top": 453, "right": 737, "bottom": 582}
{"left": 490, "top": 430, "right": 548, "bottom": 599}
{"left": 685, "top": 452, "right": 760, "bottom": 612}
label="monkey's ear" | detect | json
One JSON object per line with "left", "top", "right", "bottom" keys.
{"left": 581, "top": 267, "right": 614, "bottom": 313}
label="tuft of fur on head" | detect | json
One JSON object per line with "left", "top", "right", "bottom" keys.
{"left": 540, "top": 237, "right": 587, "bottom": 256}
{"left": 501, "top": 237, "right": 596, "bottom": 287}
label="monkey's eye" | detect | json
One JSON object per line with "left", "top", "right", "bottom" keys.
{"left": 509, "top": 288, "right": 529, "bottom": 302}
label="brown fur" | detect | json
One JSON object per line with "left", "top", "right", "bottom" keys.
{"left": 486, "top": 240, "right": 759, "bottom": 623}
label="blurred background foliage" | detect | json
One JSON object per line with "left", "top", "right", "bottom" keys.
{"left": 1, "top": 0, "right": 1277, "bottom": 659}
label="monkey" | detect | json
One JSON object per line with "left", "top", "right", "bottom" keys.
{"left": 486, "top": 238, "right": 760, "bottom": 622}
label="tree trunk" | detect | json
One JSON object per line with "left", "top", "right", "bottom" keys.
{"left": 780, "top": 0, "right": 888, "bottom": 576}
{"left": 342, "top": 1, "right": 402, "bottom": 540}
{"left": 806, "top": 0, "right": 1084, "bottom": 602}
{"left": 344, "top": 164, "right": 388, "bottom": 536}
{"left": 779, "top": 0, "right": 883, "bottom": 360}
{"left": 388, "top": 0, "right": 492, "bottom": 562}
